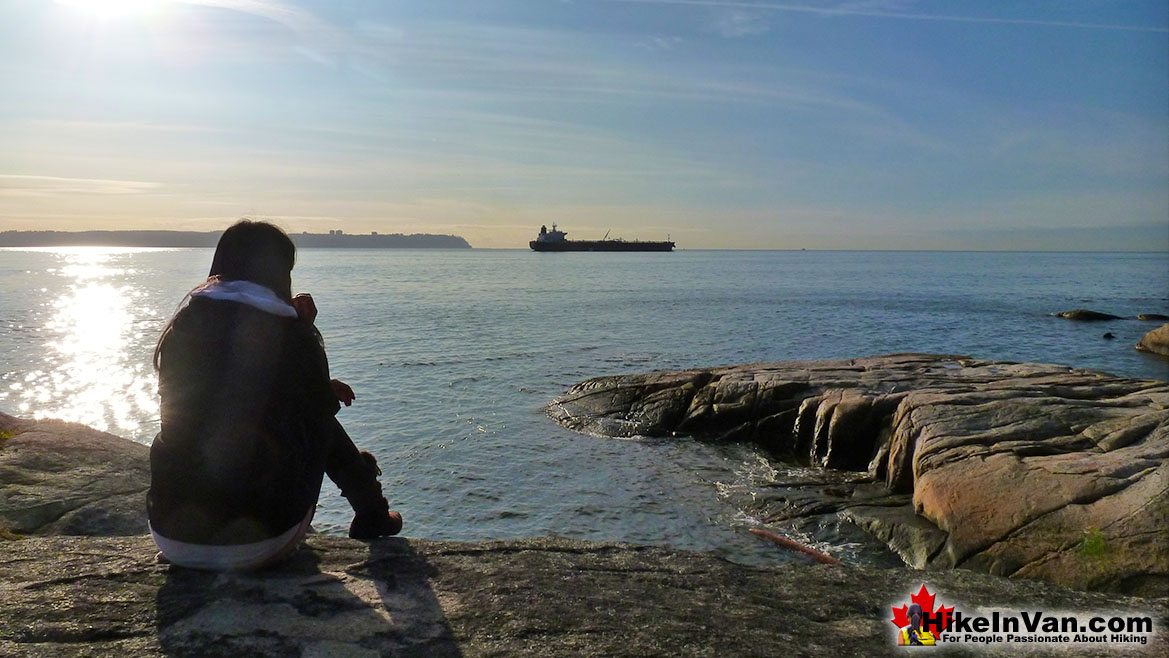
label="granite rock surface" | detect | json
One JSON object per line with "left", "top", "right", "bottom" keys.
{"left": 1136, "top": 324, "right": 1169, "bottom": 358}
{"left": 2, "top": 534, "right": 1167, "bottom": 658}
{"left": 0, "top": 412, "right": 149, "bottom": 536}
{"left": 548, "top": 354, "right": 1169, "bottom": 594}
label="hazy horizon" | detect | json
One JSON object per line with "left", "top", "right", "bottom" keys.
{"left": 2, "top": 1, "right": 1166, "bottom": 250}
{"left": 2, "top": 221, "right": 1168, "bottom": 252}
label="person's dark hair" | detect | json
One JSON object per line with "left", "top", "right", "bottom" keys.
{"left": 908, "top": 604, "right": 923, "bottom": 630}
{"left": 208, "top": 220, "right": 296, "bottom": 300}
{"left": 154, "top": 220, "right": 297, "bottom": 370}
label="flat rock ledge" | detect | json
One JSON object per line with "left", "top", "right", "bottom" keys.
{"left": 547, "top": 354, "right": 1169, "bottom": 595}
{"left": 0, "top": 412, "right": 150, "bottom": 537}
{"left": 2, "top": 534, "right": 1168, "bottom": 658}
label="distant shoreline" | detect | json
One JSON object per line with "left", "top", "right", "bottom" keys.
{"left": 0, "top": 230, "right": 472, "bottom": 249}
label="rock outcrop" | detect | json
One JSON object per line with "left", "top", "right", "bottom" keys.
{"left": 0, "top": 412, "right": 149, "bottom": 536}
{"left": 1056, "top": 309, "right": 1125, "bottom": 321}
{"left": 1137, "top": 324, "right": 1169, "bottom": 357}
{"left": 2, "top": 534, "right": 1167, "bottom": 658}
{"left": 548, "top": 354, "right": 1169, "bottom": 594}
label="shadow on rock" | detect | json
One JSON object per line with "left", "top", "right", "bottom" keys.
{"left": 156, "top": 537, "right": 462, "bottom": 657}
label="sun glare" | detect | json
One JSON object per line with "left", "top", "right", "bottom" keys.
{"left": 12, "top": 248, "right": 160, "bottom": 437}
{"left": 55, "top": 0, "right": 172, "bottom": 20}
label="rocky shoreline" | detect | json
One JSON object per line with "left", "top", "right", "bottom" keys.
{"left": 0, "top": 413, "right": 149, "bottom": 537}
{"left": 4, "top": 349, "right": 1169, "bottom": 657}
{"left": 547, "top": 353, "right": 1169, "bottom": 596}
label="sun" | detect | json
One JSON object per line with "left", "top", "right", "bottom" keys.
{"left": 54, "top": 0, "right": 173, "bottom": 20}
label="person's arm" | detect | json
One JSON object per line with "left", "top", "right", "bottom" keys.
{"left": 331, "top": 379, "right": 355, "bottom": 406}
{"left": 290, "top": 292, "right": 355, "bottom": 407}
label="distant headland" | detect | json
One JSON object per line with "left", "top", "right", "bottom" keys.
{"left": 0, "top": 230, "right": 472, "bottom": 249}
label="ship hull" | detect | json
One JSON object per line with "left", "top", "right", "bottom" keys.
{"left": 529, "top": 240, "right": 674, "bottom": 252}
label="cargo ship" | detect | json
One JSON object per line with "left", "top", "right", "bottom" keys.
{"left": 529, "top": 225, "right": 675, "bottom": 252}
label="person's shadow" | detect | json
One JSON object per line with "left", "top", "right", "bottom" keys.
{"left": 155, "top": 537, "right": 463, "bottom": 657}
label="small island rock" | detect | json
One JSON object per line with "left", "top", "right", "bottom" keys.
{"left": 1136, "top": 323, "right": 1169, "bottom": 357}
{"left": 1055, "top": 309, "right": 1124, "bottom": 321}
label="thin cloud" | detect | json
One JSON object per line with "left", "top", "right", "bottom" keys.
{"left": 710, "top": 10, "right": 770, "bottom": 37}
{"left": 149, "top": 0, "right": 348, "bottom": 60}
{"left": 176, "top": 0, "right": 335, "bottom": 34}
{"left": 635, "top": 34, "right": 684, "bottom": 50}
{"left": 0, "top": 175, "right": 163, "bottom": 196}
{"left": 597, "top": 0, "right": 1169, "bottom": 33}
{"left": 833, "top": 0, "right": 916, "bottom": 12}
{"left": 22, "top": 119, "right": 222, "bottom": 135}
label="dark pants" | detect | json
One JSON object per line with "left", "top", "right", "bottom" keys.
{"left": 313, "top": 416, "right": 384, "bottom": 514}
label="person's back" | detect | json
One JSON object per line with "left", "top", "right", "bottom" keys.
{"left": 148, "top": 220, "right": 402, "bottom": 571}
{"left": 149, "top": 294, "right": 337, "bottom": 545}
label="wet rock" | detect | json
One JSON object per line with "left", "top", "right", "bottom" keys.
{"left": 0, "top": 412, "right": 149, "bottom": 537}
{"left": 1056, "top": 309, "right": 1124, "bottom": 321}
{"left": 1136, "top": 323, "right": 1169, "bottom": 358}
{"left": 549, "top": 354, "right": 1169, "bottom": 594}
{"left": 840, "top": 504, "right": 948, "bottom": 569}
{"left": 1, "top": 534, "right": 1167, "bottom": 658}
{"left": 1138, "top": 314, "right": 1169, "bottom": 321}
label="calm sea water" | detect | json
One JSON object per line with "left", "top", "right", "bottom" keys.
{"left": 2, "top": 248, "right": 1166, "bottom": 565}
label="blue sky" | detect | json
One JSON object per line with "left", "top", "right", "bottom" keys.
{"left": 1, "top": 0, "right": 1166, "bottom": 249}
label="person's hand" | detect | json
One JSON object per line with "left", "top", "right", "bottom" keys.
{"left": 331, "top": 379, "right": 356, "bottom": 406}
{"left": 292, "top": 293, "right": 317, "bottom": 324}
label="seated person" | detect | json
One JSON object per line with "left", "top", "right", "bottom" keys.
{"left": 148, "top": 220, "right": 402, "bottom": 570}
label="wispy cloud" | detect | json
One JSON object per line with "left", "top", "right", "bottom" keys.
{"left": 833, "top": 0, "right": 916, "bottom": 13}
{"left": 710, "top": 10, "right": 770, "bottom": 37}
{"left": 350, "top": 21, "right": 882, "bottom": 113}
{"left": 635, "top": 34, "right": 684, "bottom": 50}
{"left": 21, "top": 119, "right": 222, "bottom": 135}
{"left": 169, "top": 0, "right": 335, "bottom": 34}
{"left": 597, "top": 0, "right": 1169, "bottom": 33}
{"left": 0, "top": 175, "right": 163, "bottom": 196}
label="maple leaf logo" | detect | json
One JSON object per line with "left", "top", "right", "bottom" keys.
{"left": 890, "top": 585, "right": 954, "bottom": 636}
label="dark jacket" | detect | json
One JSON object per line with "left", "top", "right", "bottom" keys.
{"left": 148, "top": 295, "right": 340, "bottom": 544}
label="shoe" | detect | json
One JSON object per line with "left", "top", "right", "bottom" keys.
{"left": 343, "top": 451, "right": 403, "bottom": 539}
{"left": 348, "top": 498, "right": 403, "bottom": 539}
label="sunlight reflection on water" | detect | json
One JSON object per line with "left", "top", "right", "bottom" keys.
{"left": 5, "top": 247, "right": 158, "bottom": 434}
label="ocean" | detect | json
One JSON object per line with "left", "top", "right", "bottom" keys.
{"left": 1, "top": 247, "right": 1166, "bottom": 565}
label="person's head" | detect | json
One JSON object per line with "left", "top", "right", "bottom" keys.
{"left": 908, "top": 604, "right": 923, "bottom": 630}
{"left": 153, "top": 220, "right": 298, "bottom": 370}
{"left": 208, "top": 220, "right": 296, "bottom": 300}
